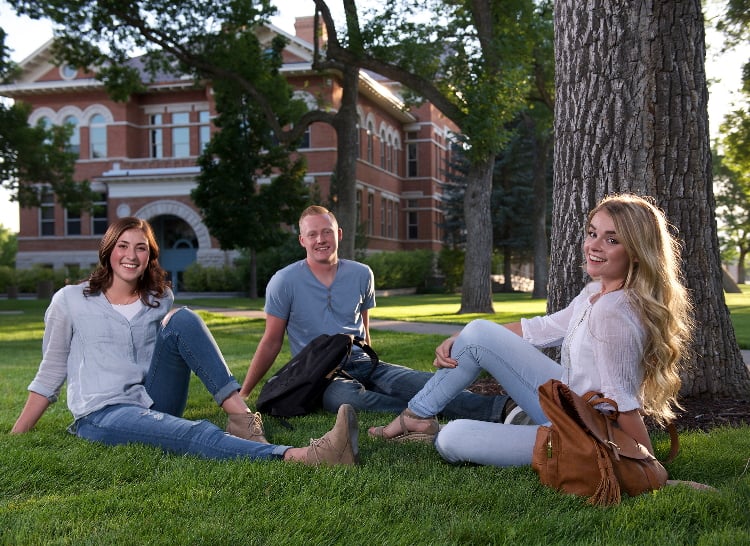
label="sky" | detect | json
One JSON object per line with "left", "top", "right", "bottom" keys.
{"left": 1, "top": 0, "right": 748, "bottom": 233}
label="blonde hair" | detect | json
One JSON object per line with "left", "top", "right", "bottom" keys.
{"left": 299, "top": 205, "right": 337, "bottom": 231}
{"left": 588, "top": 194, "right": 693, "bottom": 425}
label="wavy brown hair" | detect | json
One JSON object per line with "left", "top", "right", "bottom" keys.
{"left": 587, "top": 194, "right": 694, "bottom": 425}
{"left": 83, "top": 217, "right": 170, "bottom": 307}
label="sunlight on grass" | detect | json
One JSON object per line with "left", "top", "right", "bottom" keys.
{"left": 369, "top": 293, "right": 547, "bottom": 324}
{"left": 724, "top": 285, "right": 750, "bottom": 348}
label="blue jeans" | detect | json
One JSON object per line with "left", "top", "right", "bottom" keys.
{"left": 411, "top": 319, "right": 562, "bottom": 467}
{"left": 321, "top": 348, "right": 507, "bottom": 422}
{"left": 73, "top": 308, "right": 288, "bottom": 460}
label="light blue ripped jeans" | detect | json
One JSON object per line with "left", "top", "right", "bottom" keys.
{"left": 409, "top": 319, "right": 562, "bottom": 467}
{"left": 72, "top": 308, "right": 289, "bottom": 460}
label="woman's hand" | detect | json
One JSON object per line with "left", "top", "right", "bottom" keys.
{"left": 433, "top": 335, "right": 459, "bottom": 369}
{"left": 10, "top": 392, "right": 50, "bottom": 434}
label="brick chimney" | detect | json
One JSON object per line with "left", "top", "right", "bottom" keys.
{"left": 294, "top": 16, "right": 327, "bottom": 46}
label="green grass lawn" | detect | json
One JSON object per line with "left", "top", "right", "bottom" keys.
{"left": 179, "top": 285, "right": 750, "bottom": 348}
{"left": 1, "top": 295, "right": 748, "bottom": 544}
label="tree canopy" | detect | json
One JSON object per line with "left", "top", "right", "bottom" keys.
{"left": 316, "top": 0, "right": 549, "bottom": 312}
{"left": 0, "top": 224, "right": 17, "bottom": 266}
{"left": 0, "top": 28, "right": 91, "bottom": 210}
{"left": 192, "top": 31, "right": 310, "bottom": 295}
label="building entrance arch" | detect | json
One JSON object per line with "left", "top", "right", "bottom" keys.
{"left": 150, "top": 215, "right": 198, "bottom": 292}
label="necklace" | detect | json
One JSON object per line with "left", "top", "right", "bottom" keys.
{"left": 104, "top": 291, "right": 140, "bottom": 306}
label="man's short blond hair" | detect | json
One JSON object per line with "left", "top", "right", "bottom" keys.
{"left": 299, "top": 205, "right": 338, "bottom": 230}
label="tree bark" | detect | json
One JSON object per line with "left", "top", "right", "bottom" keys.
{"left": 459, "top": 157, "right": 495, "bottom": 313}
{"left": 738, "top": 249, "right": 747, "bottom": 284}
{"left": 551, "top": 0, "right": 750, "bottom": 397}
{"left": 330, "top": 63, "right": 360, "bottom": 260}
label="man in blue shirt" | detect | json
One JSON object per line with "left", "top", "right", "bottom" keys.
{"left": 240, "top": 206, "right": 509, "bottom": 425}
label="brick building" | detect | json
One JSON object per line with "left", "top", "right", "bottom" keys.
{"left": 0, "top": 17, "right": 458, "bottom": 289}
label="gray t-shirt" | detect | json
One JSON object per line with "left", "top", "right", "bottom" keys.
{"left": 264, "top": 259, "right": 375, "bottom": 356}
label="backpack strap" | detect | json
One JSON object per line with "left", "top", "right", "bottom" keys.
{"left": 663, "top": 422, "right": 680, "bottom": 463}
{"left": 581, "top": 388, "right": 679, "bottom": 463}
{"left": 352, "top": 337, "right": 380, "bottom": 381}
{"left": 337, "top": 336, "right": 379, "bottom": 385}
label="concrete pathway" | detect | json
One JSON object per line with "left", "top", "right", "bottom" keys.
{"left": 194, "top": 306, "right": 750, "bottom": 368}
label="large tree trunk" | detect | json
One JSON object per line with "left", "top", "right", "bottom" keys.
{"left": 330, "top": 64, "right": 360, "bottom": 260}
{"left": 552, "top": 0, "right": 750, "bottom": 397}
{"left": 459, "top": 157, "right": 495, "bottom": 313}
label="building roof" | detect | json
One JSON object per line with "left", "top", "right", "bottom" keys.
{"left": 0, "top": 21, "right": 415, "bottom": 122}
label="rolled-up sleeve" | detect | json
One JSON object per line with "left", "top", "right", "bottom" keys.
{"left": 522, "top": 292, "right": 586, "bottom": 348}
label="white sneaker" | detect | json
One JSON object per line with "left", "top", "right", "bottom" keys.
{"left": 504, "top": 403, "right": 534, "bottom": 425}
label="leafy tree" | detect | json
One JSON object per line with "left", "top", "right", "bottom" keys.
{"left": 713, "top": 0, "right": 750, "bottom": 287}
{"left": 551, "top": 0, "right": 748, "bottom": 397}
{"left": 491, "top": 115, "right": 551, "bottom": 293}
{"left": 315, "top": 0, "right": 546, "bottom": 312}
{"left": 0, "top": 28, "right": 91, "bottom": 210}
{"left": 715, "top": 113, "right": 750, "bottom": 284}
{"left": 0, "top": 224, "right": 17, "bottom": 266}
{"left": 439, "top": 139, "right": 470, "bottom": 250}
{"left": 715, "top": 0, "right": 750, "bottom": 53}
{"left": 192, "top": 31, "right": 310, "bottom": 297}
{"left": 440, "top": 118, "right": 540, "bottom": 292}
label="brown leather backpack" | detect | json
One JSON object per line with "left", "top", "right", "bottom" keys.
{"left": 531, "top": 379, "right": 677, "bottom": 506}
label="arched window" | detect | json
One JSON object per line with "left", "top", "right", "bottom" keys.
{"left": 63, "top": 115, "right": 80, "bottom": 155}
{"left": 380, "top": 130, "right": 386, "bottom": 168}
{"left": 386, "top": 135, "right": 392, "bottom": 172}
{"left": 367, "top": 122, "right": 374, "bottom": 163}
{"left": 35, "top": 116, "right": 53, "bottom": 145}
{"left": 89, "top": 114, "right": 107, "bottom": 158}
{"left": 355, "top": 123, "right": 361, "bottom": 158}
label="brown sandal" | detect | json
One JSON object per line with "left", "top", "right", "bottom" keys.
{"left": 368, "top": 408, "right": 439, "bottom": 443}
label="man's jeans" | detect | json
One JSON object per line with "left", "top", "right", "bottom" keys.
{"left": 321, "top": 348, "right": 508, "bottom": 422}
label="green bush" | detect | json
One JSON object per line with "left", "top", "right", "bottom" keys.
{"left": 438, "top": 247, "right": 464, "bottom": 292}
{"left": 362, "top": 250, "right": 435, "bottom": 290}
{"left": 253, "top": 235, "right": 306, "bottom": 294}
{"left": 183, "top": 263, "right": 245, "bottom": 292}
{"left": 183, "top": 263, "right": 209, "bottom": 292}
{"left": 0, "top": 266, "right": 83, "bottom": 294}
{"left": 0, "top": 265, "right": 17, "bottom": 292}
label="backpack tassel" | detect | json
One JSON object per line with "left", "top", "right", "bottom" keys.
{"left": 589, "top": 443, "right": 621, "bottom": 506}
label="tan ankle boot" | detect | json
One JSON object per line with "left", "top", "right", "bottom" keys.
{"left": 306, "top": 404, "right": 359, "bottom": 465}
{"left": 226, "top": 411, "right": 269, "bottom": 444}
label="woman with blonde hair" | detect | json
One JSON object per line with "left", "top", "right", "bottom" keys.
{"left": 370, "top": 194, "right": 693, "bottom": 466}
